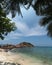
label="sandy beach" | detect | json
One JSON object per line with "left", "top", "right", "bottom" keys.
{"left": 0, "top": 49, "right": 45, "bottom": 65}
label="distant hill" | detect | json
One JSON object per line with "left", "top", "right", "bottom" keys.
{"left": 16, "top": 42, "right": 34, "bottom": 48}
{"left": 0, "top": 42, "right": 34, "bottom": 50}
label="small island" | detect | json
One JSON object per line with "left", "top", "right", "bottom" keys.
{"left": 0, "top": 42, "right": 34, "bottom": 50}
{"left": 16, "top": 42, "right": 34, "bottom": 48}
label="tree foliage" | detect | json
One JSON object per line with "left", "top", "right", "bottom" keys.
{"left": 0, "top": 5, "right": 16, "bottom": 40}
{"left": 32, "top": 0, "right": 52, "bottom": 37}
{"left": 0, "top": 0, "right": 33, "bottom": 18}
{"left": 0, "top": 0, "right": 52, "bottom": 39}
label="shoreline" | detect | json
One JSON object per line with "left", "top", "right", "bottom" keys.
{"left": 0, "top": 49, "right": 48, "bottom": 65}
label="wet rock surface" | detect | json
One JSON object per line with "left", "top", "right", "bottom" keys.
{"left": 0, "top": 62, "right": 21, "bottom": 65}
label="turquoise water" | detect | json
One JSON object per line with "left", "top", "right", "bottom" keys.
{"left": 11, "top": 47, "right": 52, "bottom": 64}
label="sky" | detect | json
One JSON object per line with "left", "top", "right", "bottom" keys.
{"left": 0, "top": 6, "right": 52, "bottom": 46}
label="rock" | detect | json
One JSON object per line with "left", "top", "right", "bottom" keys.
{"left": 9, "top": 63, "right": 16, "bottom": 65}
{"left": 17, "top": 64, "right": 21, "bottom": 65}
{"left": 0, "top": 44, "right": 16, "bottom": 50}
{"left": 0, "top": 62, "right": 21, "bottom": 65}
{"left": 16, "top": 42, "right": 34, "bottom": 48}
{"left": 0, "top": 42, "right": 34, "bottom": 50}
{"left": 4, "top": 62, "right": 16, "bottom": 65}
{"left": 0, "top": 61, "right": 3, "bottom": 64}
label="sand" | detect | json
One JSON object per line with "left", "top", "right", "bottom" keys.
{"left": 0, "top": 49, "right": 45, "bottom": 65}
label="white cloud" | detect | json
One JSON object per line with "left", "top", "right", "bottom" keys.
{"left": 6, "top": 12, "right": 47, "bottom": 40}
{"left": 4, "top": 20, "right": 46, "bottom": 41}
{"left": 26, "top": 25, "right": 47, "bottom": 36}
{"left": 15, "top": 21, "right": 29, "bottom": 34}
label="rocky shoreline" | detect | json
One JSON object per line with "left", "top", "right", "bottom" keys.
{"left": 0, "top": 61, "right": 21, "bottom": 65}
{"left": 0, "top": 42, "right": 35, "bottom": 65}
{"left": 0, "top": 47, "right": 44, "bottom": 65}
{"left": 0, "top": 42, "right": 34, "bottom": 50}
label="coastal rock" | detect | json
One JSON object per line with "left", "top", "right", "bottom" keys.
{"left": 0, "top": 44, "right": 16, "bottom": 50}
{"left": 16, "top": 42, "right": 34, "bottom": 48}
{"left": 0, "top": 62, "right": 20, "bottom": 65}
{"left": 0, "top": 42, "right": 34, "bottom": 50}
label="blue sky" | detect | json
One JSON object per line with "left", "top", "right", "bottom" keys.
{"left": 0, "top": 6, "right": 52, "bottom": 46}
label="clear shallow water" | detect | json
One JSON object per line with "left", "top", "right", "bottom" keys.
{"left": 11, "top": 47, "right": 52, "bottom": 65}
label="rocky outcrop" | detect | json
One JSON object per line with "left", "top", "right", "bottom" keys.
{"left": 0, "top": 42, "right": 34, "bottom": 50}
{"left": 0, "top": 62, "right": 21, "bottom": 65}
{"left": 16, "top": 42, "right": 34, "bottom": 48}
{"left": 0, "top": 44, "right": 16, "bottom": 50}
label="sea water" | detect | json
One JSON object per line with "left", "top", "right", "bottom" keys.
{"left": 11, "top": 47, "right": 52, "bottom": 65}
